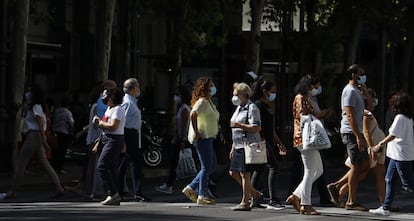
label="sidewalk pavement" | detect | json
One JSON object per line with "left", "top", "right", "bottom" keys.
{"left": 1, "top": 158, "right": 414, "bottom": 217}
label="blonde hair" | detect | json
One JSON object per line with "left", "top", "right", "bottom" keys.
{"left": 233, "top": 82, "right": 252, "bottom": 98}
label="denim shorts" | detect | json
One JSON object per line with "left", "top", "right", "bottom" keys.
{"left": 341, "top": 133, "right": 369, "bottom": 164}
{"left": 229, "top": 148, "right": 262, "bottom": 173}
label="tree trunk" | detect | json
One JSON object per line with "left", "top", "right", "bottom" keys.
{"left": 8, "top": 0, "right": 30, "bottom": 173}
{"left": 247, "top": 0, "right": 266, "bottom": 75}
{"left": 343, "top": 17, "right": 362, "bottom": 68}
{"left": 95, "top": 0, "right": 116, "bottom": 82}
{"left": 400, "top": 31, "right": 414, "bottom": 91}
{"left": 378, "top": 24, "right": 387, "bottom": 126}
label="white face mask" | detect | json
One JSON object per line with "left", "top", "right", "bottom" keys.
{"left": 310, "top": 86, "right": 322, "bottom": 96}
{"left": 173, "top": 95, "right": 182, "bottom": 104}
{"left": 373, "top": 98, "right": 378, "bottom": 107}
{"left": 267, "top": 93, "right": 276, "bottom": 102}
{"left": 231, "top": 96, "right": 241, "bottom": 106}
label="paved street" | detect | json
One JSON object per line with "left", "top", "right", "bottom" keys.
{"left": 1, "top": 161, "right": 414, "bottom": 220}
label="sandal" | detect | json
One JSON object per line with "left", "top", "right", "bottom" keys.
{"left": 232, "top": 204, "right": 251, "bottom": 211}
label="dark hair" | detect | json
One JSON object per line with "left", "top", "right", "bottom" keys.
{"left": 294, "top": 75, "right": 311, "bottom": 95}
{"left": 345, "top": 64, "right": 363, "bottom": 80}
{"left": 28, "top": 84, "right": 45, "bottom": 109}
{"left": 367, "top": 88, "right": 377, "bottom": 98}
{"left": 252, "top": 79, "right": 274, "bottom": 101}
{"left": 309, "top": 75, "right": 320, "bottom": 86}
{"left": 106, "top": 88, "right": 124, "bottom": 106}
{"left": 177, "top": 85, "right": 191, "bottom": 105}
{"left": 389, "top": 91, "right": 413, "bottom": 119}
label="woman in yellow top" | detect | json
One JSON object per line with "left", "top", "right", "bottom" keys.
{"left": 182, "top": 77, "right": 220, "bottom": 205}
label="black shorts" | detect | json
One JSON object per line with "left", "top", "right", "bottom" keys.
{"left": 341, "top": 133, "right": 369, "bottom": 164}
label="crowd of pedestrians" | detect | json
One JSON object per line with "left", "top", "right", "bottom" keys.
{"left": 1, "top": 64, "right": 414, "bottom": 218}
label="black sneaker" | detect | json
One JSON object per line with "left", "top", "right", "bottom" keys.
{"left": 133, "top": 194, "right": 152, "bottom": 202}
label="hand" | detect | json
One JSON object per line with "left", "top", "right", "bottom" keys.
{"left": 356, "top": 135, "right": 367, "bottom": 152}
{"left": 93, "top": 116, "right": 100, "bottom": 128}
{"left": 230, "top": 122, "right": 241, "bottom": 128}
{"left": 121, "top": 144, "right": 126, "bottom": 153}
{"left": 229, "top": 149, "right": 234, "bottom": 160}
{"left": 92, "top": 145, "right": 98, "bottom": 153}
{"left": 368, "top": 147, "right": 378, "bottom": 161}
{"left": 277, "top": 143, "right": 287, "bottom": 156}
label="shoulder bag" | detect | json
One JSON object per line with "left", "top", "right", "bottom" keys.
{"left": 242, "top": 104, "right": 267, "bottom": 164}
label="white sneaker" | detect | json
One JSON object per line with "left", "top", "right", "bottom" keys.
{"left": 155, "top": 183, "right": 173, "bottom": 194}
{"left": 0, "top": 193, "right": 7, "bottom": 200}
{"left": 369, "top": 206, "right": 390, "bottom": 216}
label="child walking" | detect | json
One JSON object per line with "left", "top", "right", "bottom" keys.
{"left": 369, "top": 91, "right": 414, "bottom": 216}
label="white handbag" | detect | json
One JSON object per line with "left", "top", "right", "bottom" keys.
{"left": 301, "top": 114, "right": 331, "bottom": 150}
{"left": 244, "top": 140, "right": 267, "bottom": 164}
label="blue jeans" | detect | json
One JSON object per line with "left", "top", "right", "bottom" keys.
{"left": 383, "top": 159, "right": 414, "bottom": 210}
{"left": 188, "top": 138, "right": 217, "bottom": 197}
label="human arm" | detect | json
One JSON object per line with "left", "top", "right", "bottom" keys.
{"left": 371, "top": 134, "right": 395, "bottom": 154}
{"left": 35, "top": 115, "right": 49, "bottom": 148}
{"left": 190, "top": 110, "right": 199, "bottom": 142}
{"left": 363, "top": 114, "right": 374, "bottom": 147}
{"left": 344, "top": 106, "right": 366, "bottom": 151}
{"left": 179, "top": 108, "right": 190, "bottom": 149}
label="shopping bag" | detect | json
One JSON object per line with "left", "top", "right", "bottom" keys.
{"left": 244, "top": 140, "right": 267, "bottom": 164}
{"left": 301, "top": 114, "right": 331, "bottom": 150}
{"left": 175, "top": 148, "right": 197, "bottom": 179}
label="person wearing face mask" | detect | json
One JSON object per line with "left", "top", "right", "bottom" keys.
{"left": 92, "top": 87, "right": 126, "bottom": 206}
{"left": 328, "top": 89, "right": 398, "bottom": 211}
{"left": 250, "top": 80, "right": 287, "bottom": 210}
{"left": 285, "top": 75, "right": 325, "bottom": 215}
{"left": 228, "top": 82, "right": 263, "bottom": 211}
{"left": 116, "top": 78, "right": 152, "bottom": 202}
{"left": 182, "top": 77, "right": 220, "bottom": 205}
{"left": 288, "top": 75, "right": 333, "bottom": 205}
{"left": 155, "top": 86, "right": 192, "bottom": 194}
{"left": 326, "top": 64, "right": 372, "bottom": 211}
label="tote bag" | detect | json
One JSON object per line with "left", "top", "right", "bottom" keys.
{"left": 301, "top": 114, "right": 331, "bottom": 150}
{"left": 175, "top": 148, "right": 197, "bottom": 179}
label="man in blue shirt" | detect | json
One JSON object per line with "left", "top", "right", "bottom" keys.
{"left": 117, "top": 78, "right": 150, "bottom": 201}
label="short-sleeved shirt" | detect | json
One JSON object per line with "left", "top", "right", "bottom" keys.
{"left": 340, "top": 84, "right": 365, "bottom": 133}
{"left": 24, "top": 104, "right": 47, "bottom": 132}
{"left": 189, "top": 98, "right": 219, "bottom": 141}
{"left": 121, "top": 94, "right": 141, "bottom": 130}
{"left": 52, "top": 107, "right": 74, "bottom": 135}
{"left": 292, "top": 94, "right": 314, "bottom": 147}
{"left": 102, "top": 105, "right": 126, "bottom": 135}
{"left": 386, "top": 114, "right": 414, "bottom": 161}
{"left": 231, "top": 100, "right": 261, "bottom": 150}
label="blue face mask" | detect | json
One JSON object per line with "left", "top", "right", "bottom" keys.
{"left": 268, "top": 93, "right": 276, "bottom": 102}
{"left": 210, "top": 86, "right": 217, "bottom": 96}
{"left": 357, "top": 75, "right": 367, "bottom": 85}
{"left": 373, "top": 98, "right": 378, "bottom": 107}
{"left": 310, "top": 86, "right": 322, "bottom": 96}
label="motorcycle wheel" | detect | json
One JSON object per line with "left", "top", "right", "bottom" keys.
{"left": 142, "top": 148, "right": 163, "bottom": 167}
